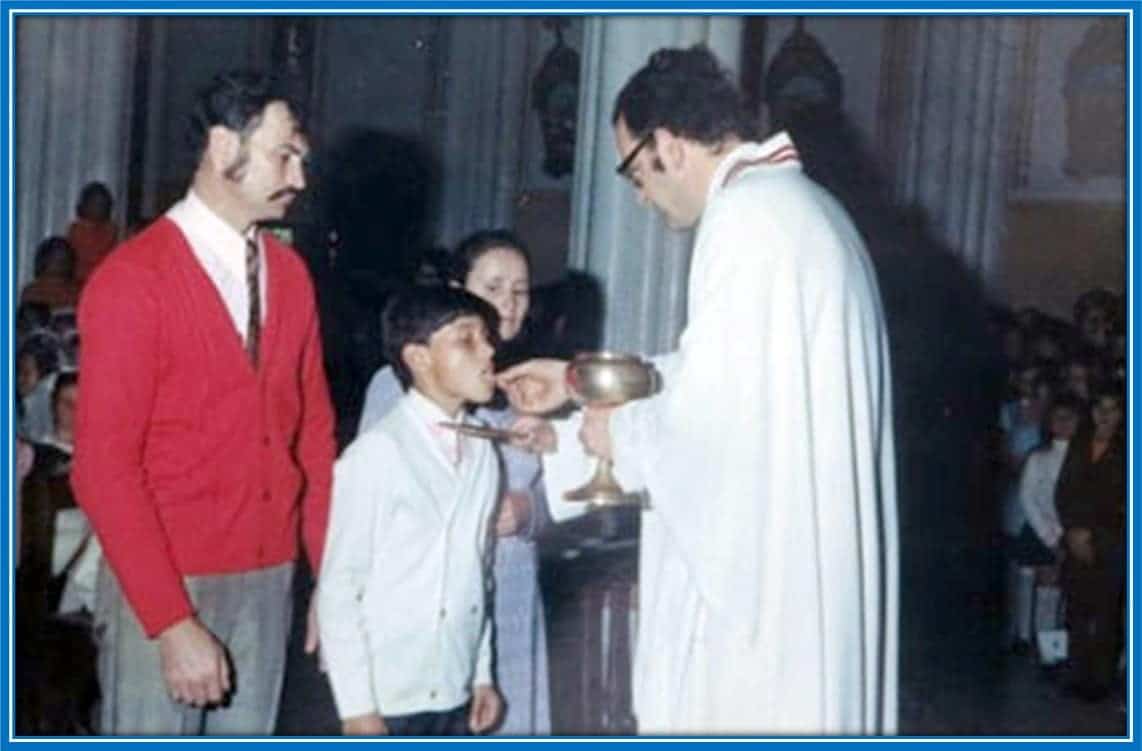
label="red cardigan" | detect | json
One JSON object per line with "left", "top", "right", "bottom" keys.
{"left": 72, "top": 218, "right": 335, "bottom": 637}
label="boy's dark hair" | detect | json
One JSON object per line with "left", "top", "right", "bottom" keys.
{"left": 186, "top": 70, "right": 304, "bottom": 164}
{"left": 381, "top": 285, "right": 500, "bottom": 390}
{"left": 449, "top": 229, "right": 532, "bottom": 286}
{"left": 612, "top": 45, "right": 757, "bottom": 147}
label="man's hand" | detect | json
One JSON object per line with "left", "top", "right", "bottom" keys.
{"left": 468, "top": 684, "right": 503, "bottom": 734}
{"left": 303, "top": 596, "right": 325, "bottom": 672}
{"left": 508, "top": 415, "right": 557, "bottom": 454}
{"left": 497, "top": 359, "right": 570, "bottom": 414}
{"left": 342, "top": 712, "right": 387, "bottom": 735}
{"left": 157, "top": 616, "right": 231, "bottom": 707}
{"left": 495, "top": 491, "right": 531, "bottom": 537}
{"left": 579, "top": 406, "right": 616, "bottom": 460}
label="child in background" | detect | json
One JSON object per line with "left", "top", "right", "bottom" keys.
{"left": 999, "top": 363, "right": 1052, "bottom": 538}
{"left": 17, "top": 334, "right": 62, "bottom": 443}
{"left": 318, "top": 287, "right": 504, "bottom": 736}
{"left": 1014, "top": 394, "right": 1082, "bottom": 563}
{"left": 66, "top": 182, "right": 119, "bottom": 286}
{"left": 20, "top": 237, "right": 79, "bottom": 312}
{"left": 1005, "top": 395, "right": 1082, "bottom": 653}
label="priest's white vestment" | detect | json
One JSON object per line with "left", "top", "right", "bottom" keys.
{"left": 543, "top": 133, "right": 899, "bottom": 736}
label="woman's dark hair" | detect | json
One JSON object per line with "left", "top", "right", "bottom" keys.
{"left": 33, "top": 237, "right": 76, "bottom": 279}
{"left": 612, "top": 44, "right": 757, "bottom": 146}
{"left": 449, "top": 229, "right": 532, "bottom": 286}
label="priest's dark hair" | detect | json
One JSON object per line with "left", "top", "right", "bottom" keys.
{"left": 185, "top": 70, "right": 305, "bottom": 164}
{"left": 612, "top": 44, "right": 757, "bottom": 146}
{"left": 381, "top": 285, "right": 500, "bottom": 390}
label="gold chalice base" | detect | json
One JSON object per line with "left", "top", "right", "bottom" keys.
{"left": 563, "top": 459, "right": 648, "bottom": 509}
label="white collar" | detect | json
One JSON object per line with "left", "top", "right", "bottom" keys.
{"left": 406, "top": 387, "right": 465, "bottom": 425}
{"left": 706, "top": 131, "right": 802, "bottom": 207}
{"left": 167, "top": 189, "right": 257, "bottom": 281}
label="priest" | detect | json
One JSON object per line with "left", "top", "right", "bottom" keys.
{"left": 500, "top": 45, "right": 899, "bottom": 736}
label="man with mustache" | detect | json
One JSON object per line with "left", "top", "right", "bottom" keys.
{"left": 72, "top": 71, "right": 335, "bottom": 735}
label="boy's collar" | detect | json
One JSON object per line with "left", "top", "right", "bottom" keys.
{"left": 407, "top": 386, "right": 465, "bottom": 423}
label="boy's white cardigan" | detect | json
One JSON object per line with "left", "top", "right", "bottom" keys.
{"left": 317, "top": 390, "right": 499, "bottom": 720}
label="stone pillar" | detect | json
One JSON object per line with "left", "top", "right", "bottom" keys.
{"left": 15, "top": 15, "right": 137, "bottom": 287}
{"left": 434, "top": 17, "right": 531, "bottom": 248}
{"left": 568, "top": 16, "right": 741, "bottom": 355}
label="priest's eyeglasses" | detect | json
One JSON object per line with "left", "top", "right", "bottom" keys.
{"left": 615, "top": 132, "right": 654, "bottom": 182}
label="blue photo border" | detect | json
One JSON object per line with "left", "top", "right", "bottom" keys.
{"left": 1, "top": 1, "right": 1138, "bottom": 748}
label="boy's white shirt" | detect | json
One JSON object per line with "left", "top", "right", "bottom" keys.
{"left": 318, "top": 387, "right": 499, "bottom": 720}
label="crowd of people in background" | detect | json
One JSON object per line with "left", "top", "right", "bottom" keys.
{"left": 992, "top": 288, "right": 1127, "bottom": 705}
{"left": 14, "top": 181, "right": 118, "bottom": 734}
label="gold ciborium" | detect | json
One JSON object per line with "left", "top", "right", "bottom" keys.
{"left": 564, "top": 351, "right": 658, "bottom": 508}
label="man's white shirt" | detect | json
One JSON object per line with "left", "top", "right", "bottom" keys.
{"left": 167, "top": 190, "right": 266, "bottom": 342}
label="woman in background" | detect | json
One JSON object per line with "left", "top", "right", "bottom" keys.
{"left": 1056, "top": 383, "right": 1126, "bottom": 702}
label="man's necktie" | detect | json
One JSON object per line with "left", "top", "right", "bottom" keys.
{"left": 246, "top": 234, "right": 261, "bottom": 365}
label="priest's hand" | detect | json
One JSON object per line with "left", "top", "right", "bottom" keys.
{"left": 509, "top": 415, "right": 557, "bottom": 454}
{"left": 468, "top": 684, "right": 503, "bottom": 734}
{"left": 580, "top": 406, "right": 615, "bottom": 460}
{"left": 157, "top": 616, "right": 231, "bottom": 707}
{"left": 497, "top": 359, "right": 570, "bottom": 414}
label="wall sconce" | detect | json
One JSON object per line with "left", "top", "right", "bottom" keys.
{"left": 764, "top": 18, "right": 843, "bottom": 130}
{"left": 531, "top": 18, "right": 580, "bottom": 178}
